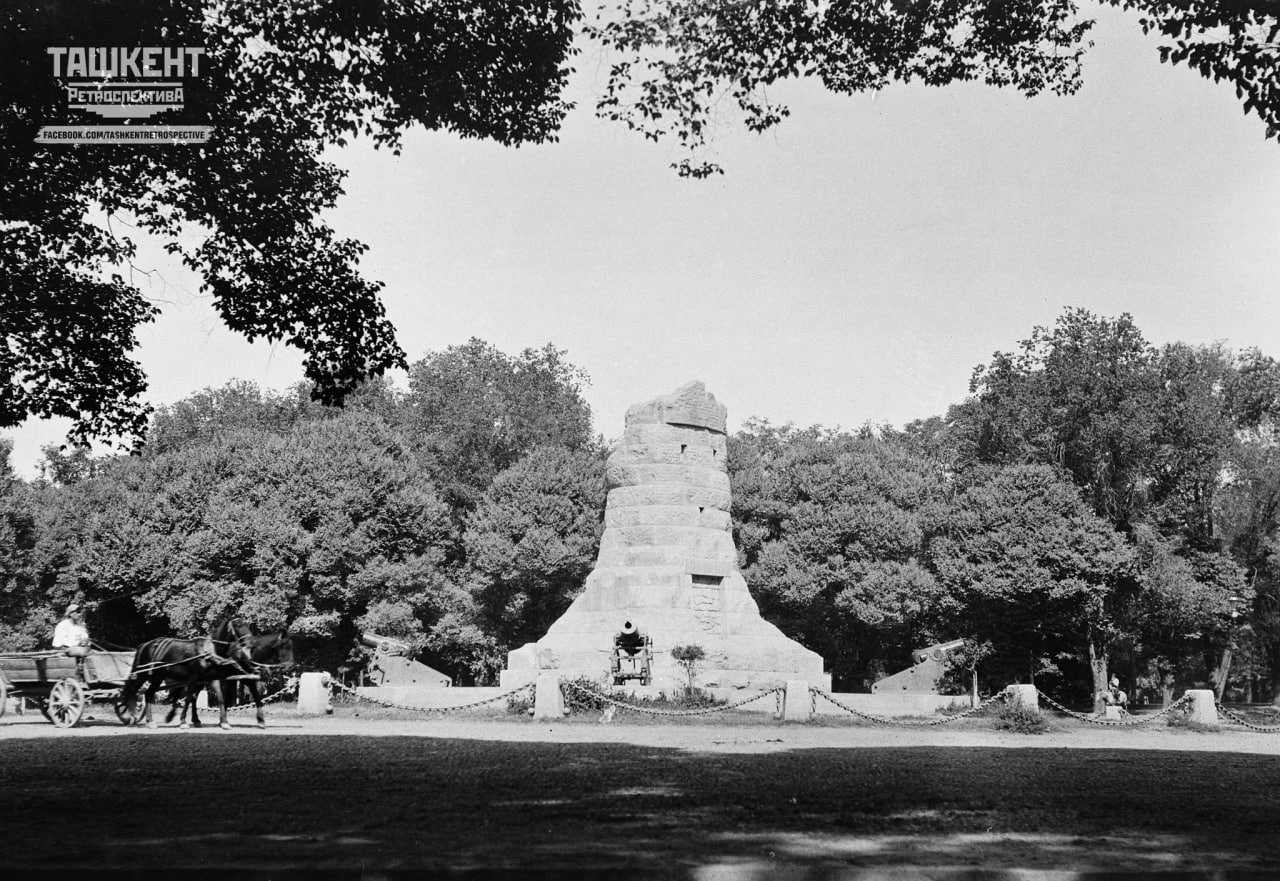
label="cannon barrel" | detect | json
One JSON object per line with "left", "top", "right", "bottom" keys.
{"left": 911, "top": 639, "right": 966, "bottom": 665}
{"left": 360, "top": 633, "right": 410, "bottom": 656}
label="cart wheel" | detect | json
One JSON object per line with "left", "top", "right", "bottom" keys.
{"left": 115, "top": 691, "right": 147, "bottom": 726}
{"left": 48, "top": 678, "right": 86, "bottom": 728}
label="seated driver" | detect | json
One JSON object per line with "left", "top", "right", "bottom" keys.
{"left": 52, "top": 602, "right": 91, "bottom": 677}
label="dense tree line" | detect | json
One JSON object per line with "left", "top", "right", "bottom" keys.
{"left": 4, "top": 314, "right": 1280, "bottom": 703}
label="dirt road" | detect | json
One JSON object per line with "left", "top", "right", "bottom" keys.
{"left": 3, "top": 707, "right": 1279, "bottom": 878}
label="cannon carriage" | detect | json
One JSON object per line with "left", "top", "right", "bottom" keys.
{"left": 0, "top": 649, "right": 146, "bottom": 728}
{"left": 610, "top": 622, "right": 653, "bottom": 686}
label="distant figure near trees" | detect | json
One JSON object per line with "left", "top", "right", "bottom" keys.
{"left": 1103, "top": 676, "right": 1128, "bottom": 710}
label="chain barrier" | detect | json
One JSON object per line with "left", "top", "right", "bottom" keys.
{"left": 562, "top": 680, "right": 784, "bottom": 717}
{"left": 1215, "top": 701, "right": 1280, "bottom": 732}
{"left": 329, "top": 679, "right": 535, "bottom": 715}
{"left": 811, "top": 688, "right": 1009, "bottom": 726}
{"left": 1035, "top": 690, "right": 1193, "bottom": 726}
{"left": 224, "top": 676, "right": 300, "bottom": 713}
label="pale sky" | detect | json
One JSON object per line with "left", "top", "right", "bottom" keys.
{"left": 8, "top": 4, "right": 1280, "bottom": 478}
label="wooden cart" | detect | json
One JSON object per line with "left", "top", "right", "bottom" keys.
{"left": 0, "top": 650, "right": 145, "bottom": 728}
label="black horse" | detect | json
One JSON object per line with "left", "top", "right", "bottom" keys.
{"left": 119, "top": 636, "right": 251, "bottom": 729}
{"left": 206, "top": 615, "right": 295, "bottom": 728}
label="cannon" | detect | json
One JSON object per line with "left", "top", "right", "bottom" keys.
{"left": 359, "top": 633, "right": 451, "bottom": 687}
{"left": 871, "top": 639, "right": 965, "bottom": 693}
{"left": 610, "top": 621, "right": 652, "bottom": 686}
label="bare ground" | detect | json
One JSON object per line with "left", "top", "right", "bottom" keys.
{"left": 3, "top": 704, "right": 1280, "bottom": 879}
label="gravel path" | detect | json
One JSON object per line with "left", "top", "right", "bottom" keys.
{"left": 3, "top": 707, "right": 1280, "bottom": 877}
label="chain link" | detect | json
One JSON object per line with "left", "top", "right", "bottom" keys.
{"left": 224, "top": 676, "right": 299, "bottom": 713}
{"left": 329, "top": 680, "right": 534, "bottom": 714}
{"left": 219, "top": 674, "right": 1280, "bottom": 733}
{"left": 1035, "top": 690, "right": 1193, "bottom": 726}
{"left": 1215, "top": 701, "right": 1280, "bottom": 732}
{"left": 811, "top": 688, "right": 1008, "bottom": 726}
{"left": 562, "top": 680, "right": 784, "bottom": 717}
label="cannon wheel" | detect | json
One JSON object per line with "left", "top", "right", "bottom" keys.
{"left": 115, "top": 689, "right": 147, "bottom": 726}
{"left": 47, "top": 678, "right": 86, "bottom": 728}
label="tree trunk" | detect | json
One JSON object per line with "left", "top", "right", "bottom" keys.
{"left": 1088, "top": 633, "right": 1108, "bottom": 713}
{"left": 971, "top": 668, "right": 979, "bottom": 708}
{"left": 1213, "top": 649, "right": 1233, "bottom": 700}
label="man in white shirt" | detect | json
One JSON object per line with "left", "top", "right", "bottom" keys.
{"left": 52, "top": 602, "right": 91, "bottom": 678}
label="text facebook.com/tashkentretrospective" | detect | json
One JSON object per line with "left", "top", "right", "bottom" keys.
{"left": 36, "top": 46, "right": 214, "bottom": 145}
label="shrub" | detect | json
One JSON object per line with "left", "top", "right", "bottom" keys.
{"left": 671, "top": 644, "right": 705, "bottom": 694}
{"left": 994, "top": 701, "right": 1048, "bottom": 734}
{"left": 506, "top": 689, "right": 534, "bottom": 716}
{"left": 562, "top": 675, "right": 612, "bottom": 714}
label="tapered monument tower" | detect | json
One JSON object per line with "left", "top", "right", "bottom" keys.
{"left": 502, "top": 381, "right": 829, "bottom": 691}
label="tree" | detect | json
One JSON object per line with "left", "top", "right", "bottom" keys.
{"left": 949, "top": 310, "right": 1259, "bottom": 700}
{"left": 729, "top": 422, "right": 951, "bottom": 689}
{"left": 1218, "top": 421, "right": 1280, "bottom": 700}
{"left": 589, "top": 0, "right": 1279, "bottom": 177}
{"left": 21, "top": 408, "right": 462, "bottom": 672}
{"left": 928, "top": 463, "right": 1132, "bottom": 698}
{"left": 405, "top": 340, "right": 595, "bottom": 509}
{"left": 457, "top": 445, "right": 606, "bottom": 675}
{"left": 951, "top": 309, "right": 1163, "bottom": 529}
{"left": 145, "top": 377, "right": 401, "bottom": 456}
{"left": 1114, "top": 524, "right": 1248, "bottom": 700}
{"left": 1, "top": 0, "right": 579, "bottom": 444}
{"left": 0, "top": 440, "right": 39, "bottom": 649}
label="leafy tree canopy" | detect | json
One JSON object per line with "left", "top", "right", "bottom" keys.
{"left": 590, "top": 0, "right": 1280, "bottom": 177}
{"left": 728, "top": 422, "right": 951, "bottom": 688}
{"left": 405, "top": 339, "right": 596, "bottom": 509}
{"left": 1, "top": 0, "right": 579, "bottom": 444}
{"left": 459, "top": 445, "right": 607, "bottom": 666}
{"left": 950, "top": 309, "right": 1249, "bottom": 540}
{"left": 928, "top": 463, "right": 1131, "bottom": 684}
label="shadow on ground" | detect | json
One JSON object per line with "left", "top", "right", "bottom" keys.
{"left": 3, "top": 735, "right": 1277, "bottom": 878}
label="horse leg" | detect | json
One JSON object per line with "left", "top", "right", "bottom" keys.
{"left": 216, "top": 678, "right": 232, "bottom": 730}
{"left": 244, "top": 679, "right": 266, "bottom": 728}
{"left": 178, "top": 672, "right": 203, "bottom": 729}
{"left": 143, "top": 677, "right": 162, "bottom": 728}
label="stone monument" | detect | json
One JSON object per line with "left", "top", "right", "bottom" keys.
{"left": 501, "top": 381, "right": 830, "bottom": 691}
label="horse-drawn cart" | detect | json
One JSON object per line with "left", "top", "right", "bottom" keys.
{"left": 0, "top": 649, "right": 145, "bottom": 728}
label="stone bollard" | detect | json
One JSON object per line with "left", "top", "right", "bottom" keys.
{"left": 1103, "top": 704, "right": 1123, "bottom": 720}
{"left": 782, "top": 680, "right": 812, "bottom": 723}
{"left": 1185, "top": 689, "right": 1218, "bottom": 725}
{"left": 297, "top": 672, "right": 331, "bottom": 715}
{"left": 533, "top": 672, "right": 565, "bottom": 721}
{"left": 1006, "top": 684, "right": 1039, "bottom": 711}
